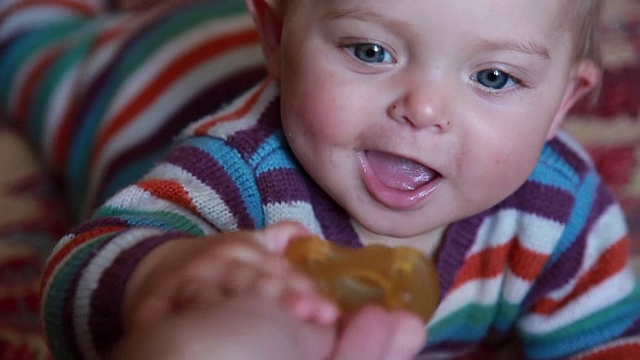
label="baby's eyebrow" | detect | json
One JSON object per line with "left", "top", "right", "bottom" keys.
{"left": 323, "top": 7, "right": 409, "bottom": 31}
{"left": 479, "top": 39, "right": 551, "bottom": 60}
{"left": 324, "top": 8, "right": 383, "bottom": 22}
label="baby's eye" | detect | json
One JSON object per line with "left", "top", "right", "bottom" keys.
{"left": 347, "top": 43, "right": 395, "bottom": 64}
{"left": 473, "top": 69, "right": 519, "bottom": 90}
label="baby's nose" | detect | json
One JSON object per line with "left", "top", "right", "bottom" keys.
{"left": 387, "top": 85, "right": 452, "bottom": 132}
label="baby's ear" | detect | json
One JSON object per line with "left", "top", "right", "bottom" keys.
{"left": 245, "top": 0, "right": 283, "bottom": 79}
{"left": 546, "top": 59, "right": 601, "bottom": 140}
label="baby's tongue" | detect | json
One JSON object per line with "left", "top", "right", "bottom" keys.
{"left": 366, "top": 151, "right": 437, "bottom": 191}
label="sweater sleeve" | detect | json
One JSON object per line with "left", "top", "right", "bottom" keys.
{"left": 1, "top": 0, "right": 260, "bottom": 219}
{"left": 0, "top": 0, "right": 106, "bottom": 121}
{"left": 1, "top": 0, "right": 144, "bottom": 216}
{"left": 516, "top": 166, "right": 640, "bottom": 359}
{"left": 40, "top": 77, "right": 281, "bottom": 359}
{"left": 40, "top": 130, "right": 271, "bottom": 358}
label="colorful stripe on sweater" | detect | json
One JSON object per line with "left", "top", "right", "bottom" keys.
{"left": 0, "top": 0, "right": 265, "bottom": 219}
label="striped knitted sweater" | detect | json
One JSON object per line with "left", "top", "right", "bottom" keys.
{"left": 0, "top": 0, "right": 266, "bottom": 219}
{"left": 2, "top": 1, "right": 640, "bottom": 359}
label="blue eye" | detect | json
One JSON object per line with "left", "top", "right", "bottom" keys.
{"left": 474, "top": 69, "right": 518, "bottom": 90}
{"left": 348, "top": 43, "right": 395, "bottom": 64}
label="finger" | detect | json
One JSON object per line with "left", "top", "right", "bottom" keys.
{"left": 128, "top": 295, "right": 173, "bottom": 331}
{"left": 382, "top": 311, "right": 427, "bottom": 360}
{"left": 178, "top": 240, "right": 268, "bottom": 284}
{"left": 128, "top": 277, "right": 190, "bottom": 331}
{"left": 214, "top": 239, "right": 266, "bottom": 265}
{"left": 284, "top": 291, "right": 340, "bottom": 325}
{"left": 210, "top": 238, "right": 296, "bottom": 277}
{"left": 218, "top": 255, "right": 311, "bottom": 295}
{"left": 332, "top": 306, "right": 392, "bottom": 360}
{"left": 257, "top": 221, "right": 312, "bottom": 253}
{"left": 174, "top": 279, "right": 224, "bottom": 310}
{"left": 223, "top": 261, "right": 261, "bottom": 294}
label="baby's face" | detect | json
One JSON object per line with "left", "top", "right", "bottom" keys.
{"left": 275, "top": 0, "right": 593, "bottom": 240}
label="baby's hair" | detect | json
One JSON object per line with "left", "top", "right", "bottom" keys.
{"left": 571, "top": 0, "right": 604, "bottom": 103}
{"left": 573, "top": 0, "right": 604, "bottom": 66}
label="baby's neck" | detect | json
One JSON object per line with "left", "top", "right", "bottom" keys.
{"left": 352, "top": 222, "right": 446, "bottom": 260}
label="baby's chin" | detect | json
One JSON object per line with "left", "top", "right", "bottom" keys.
{"left": 351, "top": 217, "right": 447, "bottom": 244}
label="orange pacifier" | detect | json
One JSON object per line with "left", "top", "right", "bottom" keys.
{"left": 285, "top": 236, "right": 439, "bottom": 321}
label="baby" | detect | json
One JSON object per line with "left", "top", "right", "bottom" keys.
{"left": 2, "top": 0, "right": 639, "bottom": 358}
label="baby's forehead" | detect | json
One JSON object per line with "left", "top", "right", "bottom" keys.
{"left": 281, "top": 0, "right": 583, "bottom": 61}
{"left": 286, "top": 0, "right": 574, "bottom": 22}
{"left": 285, "top": 0, "right": 574, "bottom": 30}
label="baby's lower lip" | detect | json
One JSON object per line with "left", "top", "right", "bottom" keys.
{"left": 358, "top": 152, "right": 441, "bottom": 210}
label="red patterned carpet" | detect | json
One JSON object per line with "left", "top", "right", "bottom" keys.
{"left": 0, "top": 128, "right": 67, "bottom": 359}
{"left": 0, "top": 1, "right": 639, "bottom": 358}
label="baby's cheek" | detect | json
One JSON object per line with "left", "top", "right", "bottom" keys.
{"left": 491, "top": 147, "right": 540, "bottom": 189}
{"left": 461, "top": 145, "right": 536, "bottom": 205}
{"left": 490, "top": 149, "right": 512, "bottom": 167}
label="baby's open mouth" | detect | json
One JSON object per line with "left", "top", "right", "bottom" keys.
{"left": 365, "top": 151, "right": 440, "bottom": 191}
